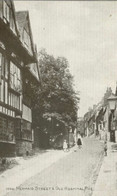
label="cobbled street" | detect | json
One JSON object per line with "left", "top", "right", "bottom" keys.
{"left": 5, "top": 137, "right": 104, "bottom": 196}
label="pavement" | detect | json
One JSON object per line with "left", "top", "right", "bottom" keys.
{"left": 92, "top": 141, "right": 117, "bottom": 196}
{"left": 0, "top": 137, "right": 108, "bottom": 196}
{"left": 3, "top": 137, "right": 104, "bottom": 196}
{"left": 0, "top": 147, "right": 75, "bottom": 196}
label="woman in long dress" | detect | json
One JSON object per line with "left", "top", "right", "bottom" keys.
{"left": 63, "top": 140, "right": 68, "bottom": 152}
{"left": 77, "top": 133, "right": 83, "bottom": 149}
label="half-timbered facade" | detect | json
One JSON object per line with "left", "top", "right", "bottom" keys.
{"left": 0, "top": 0, "right": 40, "bottom": 156}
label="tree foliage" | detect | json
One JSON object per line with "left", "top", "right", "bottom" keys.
{"left": 31, "top": 49, "right": 80, "bottom": 134}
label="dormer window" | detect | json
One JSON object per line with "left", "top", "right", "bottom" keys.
{"left": 3, "top": 1, "right": 10, "bottom": 24}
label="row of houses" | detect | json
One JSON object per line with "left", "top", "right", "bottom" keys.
{"left": 0, "top": 0, "right": 40, "bottom": 156}
{"left": 84, "top": 86, "right": 117, "bottom": 143}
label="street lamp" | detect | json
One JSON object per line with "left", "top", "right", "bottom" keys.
{"left": 107, "top": 94, "right": 117, "bottom": 142}
{"left": 108, "top": 94, "right": 117, "bottom": 111}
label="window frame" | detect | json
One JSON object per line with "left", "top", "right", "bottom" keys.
{"left": 0, "top": 52, "right": 8, "bottom": 104}
{"left": 23, "top": 29, "right": 30, "bottom": 48}
{"left": 9, "top": 61, "right": 22, "bottom": 94}
{"left": 3, "top": 1, "right": 10, "bottom": 24}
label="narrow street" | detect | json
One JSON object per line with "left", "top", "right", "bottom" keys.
{"left": 5, "top": 137, "right": 104, "bottom": 196}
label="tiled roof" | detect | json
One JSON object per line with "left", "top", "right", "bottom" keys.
{"left": 107, "top": 93, "right": 117, "bottom": 100}
{"left": 16, "top": 11, "right": 35, "bottom": 54}
{"left": 15, "top": 11, "right": 28, "bottom": 31}
{"left": 15, "top": 11, "right": 40, "bottom": 82}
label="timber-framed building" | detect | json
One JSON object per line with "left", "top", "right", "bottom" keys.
{"left": 0, "top": 0, "right": 40, "bottom": 156}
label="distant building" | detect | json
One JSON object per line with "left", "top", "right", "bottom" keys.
{"left": 77, "top": 117, "right": 85, "bottom": 136}
{"left": 83, "top": 87, "right": 113, "bottom": 139}
{"left": 0, "top": 0, "right": 40, "bottom": 156}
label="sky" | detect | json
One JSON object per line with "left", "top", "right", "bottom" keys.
{"left": 14, "top": 1, "right": 117, "bottom": 117}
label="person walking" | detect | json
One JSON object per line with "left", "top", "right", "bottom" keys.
{"left": 63, "top": 140, "right": 68, "bottom": 152}
{"left": 77, "top": 133, "right": 83, "bottom": 149}
{"left": 104, "top": 141, "right": 107, "bottom": 156}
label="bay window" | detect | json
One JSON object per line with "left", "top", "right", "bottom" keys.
{"left": 10, "top": 61, "right": 22, "bottom": 93}
{"left": 8, "top": 92, "right": 20, "bottom": 110}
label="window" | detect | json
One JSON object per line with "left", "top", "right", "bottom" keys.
{"left": 22, "top": 120, "right": 32, "bottom": 141}
{"left": 10, "top": 13, "right": 16, "bottom": 34}
{"left": 5, "top": 59, "right": 8, "bottom": 79}
{"left": 0, "top": 53, "right": 4, "bottom": 78}
{"left": 0, "top": 80, "right": 4, "bottom": 102}
{"left": 20, "top": 95, "right": 22, "bottom": 111}
{"left": 8, "top": 92, "right": 20, "bottom": 110}
{"left": 0, "top": 53, "right": 4, "bottom": 102}
{"left": 0, "top": 53, "right": 8, "bottom": 78}
{"left": 5, "top": 81, "right": 8, "bottom": 104}
{"left": 10, "top": 62, "right": 22, "bottom": 93}
{"left": 0, "top": 116, "right": 15, "bottom": 142}
{"left": 0, "top": 53, "right": 2, "bottom": 83}
{"left": 22, "top": 104, "right": 32, "bottom": 122}
{"left": 0, "top": 53, "right": 8, "bottom": 103}
{"left": 3, "top": 1, "right": 10, "bottom": 23}
{"left": 23, "top": 29, "right": 30, "bottom": 48}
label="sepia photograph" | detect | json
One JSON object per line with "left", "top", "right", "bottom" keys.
{"left": 0, "top": 0, "right": 117, "bottom": 196}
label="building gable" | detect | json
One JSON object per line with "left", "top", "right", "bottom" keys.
{"left": 28, "top": 62, "right": 40, "bottom": 81}
{"left": 16, "top": 11, "right": 34, "bottom": 56}
{"left": 0, "top": 0, "right": 18, "bottom": 36}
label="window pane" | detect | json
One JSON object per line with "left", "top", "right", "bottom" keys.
{"left": 0, "top": 53, "right": 2, "bottom": 84}
{"left": 3, "top": 1, "right": 10, "bottom": 22}
{"left": 10, "top": 13, "right": 16, "bottom": 34}
{"left": 10, "top": 62, "right": 22, "bottom": 93}
{"left": 1, "top": 55, "right": 4, "bottom": 76}
{"left": 7, "top": 5, "right": 10, "bottom": 22}
{"left": 1, "top": 80, "right": 4, "bottom": 102}
{"left": 5, "top": 82, "right": 8, "bottom": 104}
{"left": 5, "top": 59, "right": 8, "bottom": 79}
{"left": 3, "top": 1, "right": 7, "bottom": 19}
{"left": 9, "top": 93, "right": 11, "bottom": 106}
{"left": 24, "top": 29, "right": 30, "bottom": 48}
{"left": 20, "top": 95, "right": 22, "bottom": 111}
{"left": 11, "top": 94, "right": 13, "bottom": 106}
{"left": 13, "top": 95, "right": 15, "bottom": 107}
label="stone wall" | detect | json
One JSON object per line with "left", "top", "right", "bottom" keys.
{"left": 0, "top": 143, "right": 16, "bottom": 157}
{"left": 16, "top": 140, "right": 32, "bottom": 156}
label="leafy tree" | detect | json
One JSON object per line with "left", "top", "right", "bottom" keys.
{"left": 31, "top": 49, "right": 80, "bottom": 136}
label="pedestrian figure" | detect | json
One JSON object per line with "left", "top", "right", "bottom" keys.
{"left": 74, "top": 143, "right": 78, "bottom": 152}
{"left": 77, "top": 133, "right": 83, "bottom": 149}
{"left": 104, "top": 141, "right": 107, "bottom": 156}
{"left": 63, "top": 140, "right": 68, "bottom": 152}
